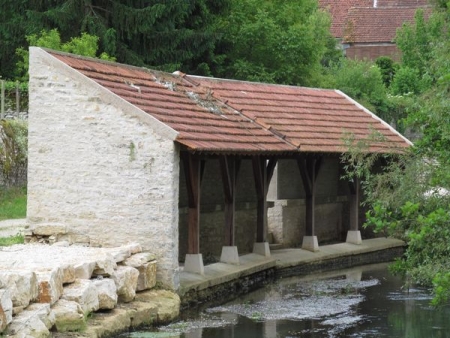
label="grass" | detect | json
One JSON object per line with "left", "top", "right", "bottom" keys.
{"left": 0, "top": 185, "right": 27, "bottom": 221}
{"left": 0, "top": 233, "right": 24, "bottom": 246}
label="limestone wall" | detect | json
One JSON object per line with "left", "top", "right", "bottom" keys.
{"left": 27, "top": 48, "right": 180, "bottom": 289}
{"left": 268, "top": 157, "right": 350, "bottom": 247}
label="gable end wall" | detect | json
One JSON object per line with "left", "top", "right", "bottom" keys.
{"left": 28, "top": 48, "right": 180, "bottom": 290}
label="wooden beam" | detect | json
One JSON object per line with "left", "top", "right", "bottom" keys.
{"left": 348, "top": 176, "right": 360, "bottom": 231}
{"left": 182, "top": 152, "right": 202, "bottom": 254}
{"left": 253, "top": 156, "right": 268, "bottom": 243}
{"left": 220, "top": 155, "right": 240, "bottom": 246}
{"left": 297, "top": 156, "right": 322, "bottom": 237}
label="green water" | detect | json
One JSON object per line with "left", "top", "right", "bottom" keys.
{"left": 120, "top": 263, "right": 450, "bottom": 338}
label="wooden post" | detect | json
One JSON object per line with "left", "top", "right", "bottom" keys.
{"left": 297, "top": 156, "right": 322, "bottom": 237}
{"left": 182, "top": 152, "right": 202, "bottom": 254}
{"left": 15, "top": 81, "right": 20, "bottom": 117}
{"left": 220, "top": 155, "right": 241, "bottom": 246}
{"left": 346, "top": 175, "right": 362, "bottom": 244}
{"left": 253, "top": 156, "right": 267, "bottom": 243}
{"left": 1, "top": 80, "right": 4, "bottom": 119}
{"left": 348, "top": 176, "right": 360, "bottom": 231}
{"left": 252, "top": 156, "right": 277, "bottom": 243}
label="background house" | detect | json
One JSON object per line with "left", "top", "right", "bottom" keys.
{"left": 319, "top": 0, "right": 431, "bottom": 60}
{"left": 27, "top": 48, "right": 411, "bottom": 290}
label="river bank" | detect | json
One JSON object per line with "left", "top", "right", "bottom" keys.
{"left": 179, "top": 237, "right": 405, "bottom": 308}
{"left": 0, "top": 236, "right": 404, "bottom": 337}
{"left": 0, "top": 242, "right": 180, "bottom": 337}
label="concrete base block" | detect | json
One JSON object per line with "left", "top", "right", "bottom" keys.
{"left": 184, "top": 254, "right": 204, "bottom": 275}
{"left": 253, "top": 242, "right": 271, "bottom": 257}
{"left": 302, "top": 236, "right": 319, "bottom": 252}
{"left": 346, "top": 230, "right": 362, "bottom": 245}
{"left": 220, "top": 246, "right": 240, "bottom": 265}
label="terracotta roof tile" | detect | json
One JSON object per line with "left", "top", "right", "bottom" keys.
{"left": 319, "top": 0, "right": 373, "bottom": 37}
{"left": 319, "top": 0, "right": 430, "bottom": 40}
{"left": 48, "top": 50, "right": 411, "bottom": 154}
{"left": 343, "top": 6, "right": 432, "bottom": 42}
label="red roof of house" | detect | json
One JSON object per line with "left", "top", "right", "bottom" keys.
{"left": 319, "top": 0, "right": 430, "bottom": 40}
{"left": 377, "top": 0, "right": 429, "bottom": 6}
{"left": 343, "top": 6, "right": 431, "bottom": 43}
{"left": 319, "top": 0, "right": 373, "bottom": 38}
{"left": 47, "top": 50, "right": 411, "bottom": 154}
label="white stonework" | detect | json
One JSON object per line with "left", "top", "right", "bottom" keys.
{"left": 51, "top": 299, "right": 85, "bottom": 333}
{"left": 111, "top": 266, "right": 139, "bottom": 302}
{"left": 61, "top": 279, "right": 100, "bottom": 315}
{"left": 0, "top": 289, "right": 13, "bottom": 332}
{"left": 92, "top": 278, "right": 118, "bottom": 310}
{"left": 28, "top": 47, "right": 180, "bottom": 290}
{"left": 35, "top": 268, "right": 65, "bottom": 305}
{"left": 0, "top": 271, "right": 38, "bottom": 308}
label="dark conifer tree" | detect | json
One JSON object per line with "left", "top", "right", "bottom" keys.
{"left": 0, "top": 0, "right": 230, "bottom": 79}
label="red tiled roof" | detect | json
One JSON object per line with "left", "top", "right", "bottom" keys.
{"left": 343, "top": 6, "right": 431, "bottom": 43}
{"left": 319, "top": 0, "right": 373, "bottom": 38}
{"left": 319, "top": 0, "right": 430, "bottom": 40}
{"left": 48, "top": 50, "right": 411, "bottom": 154}
{"left": 377, "top": 0, "right": 429, "bottom": 6}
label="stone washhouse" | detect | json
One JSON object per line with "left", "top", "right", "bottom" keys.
{"left": 27, "top": 47, "right": 412, "bottom": 291}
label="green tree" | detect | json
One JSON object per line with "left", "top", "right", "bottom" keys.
{"left": 395, "top": 9, "right": 445, "bottom": 76}
{"left": 323, "top": 59, "right": 389, "bottom": 119}
{"left": 214, "top": 0, "right": 333, "bottom": 86}
{"left": 375, "top": 56, "right": 397, "bottom": 87}
{"left": 344, "top": 5, "right": 450, "bottom": 305}
{"left": 390, "top": 66, "right": 424, "bottom": 95}
{"left": 0, "top": 1, "right": 30, "bottom": 79}
{"left": 0, "top": 0, "right": 229, "bottom": 80}
{"left": 15, "top": 29, "right": 114, "bottom": 81}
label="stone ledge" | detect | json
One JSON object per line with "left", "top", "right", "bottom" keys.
{"left": 0, "top": 243, "right": 166, "bottom": 336}
{"left": 52, "top": 290, "right": 180, "bottom": 338}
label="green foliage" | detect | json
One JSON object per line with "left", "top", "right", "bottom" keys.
{"left": 432, "top": 272, "right": 450, "bottom": 306}
{"left": 323, "top": 59, "right": 389, "bottom": 119}
{"left": 375, "top": 56, "right": 397, "bottom": 87}
{"left": 0, "top": 234, "right": 24, "bottom": 246}
{"left": 385, "top": 93, "right": 415, "bottom": 133}
{"left": 1, "top": 1, "right": 230, "bottom": 80}
{"left": 395, "top": 9, "right": 445, "bottom": 75}
{"left": 0, "top": 186, "right": 27, "bottom": 220}
{"left": 405, "top": 37, "right": 450, "bottom": 171}
{"left": 215, "top": 0, "right": 333, "bottom": 86}
{"left": 0, "top": 1, "right": 30, "bottom": 79}
{"left": 390, "top": 66, "right": 427, "bottom": 95}
{"left": 0, "top": 120, "right": 28, "bottom": 187}
{"left": 15, "top": 29, "right": 115, "bottom": 81}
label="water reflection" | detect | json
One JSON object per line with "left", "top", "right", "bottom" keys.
{"left": 120, "top": 263, "right": 450, "bottom": 338}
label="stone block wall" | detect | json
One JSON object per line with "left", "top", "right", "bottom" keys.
{"left": 268, "top": 157, "right": 351, "bottom": 246}
{"left": 27, "top": 48, "right": 180, "bottom": 290}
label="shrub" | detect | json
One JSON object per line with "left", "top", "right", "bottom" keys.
{"left": 0, "top": 119, "right": 28, "bottom": 187}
